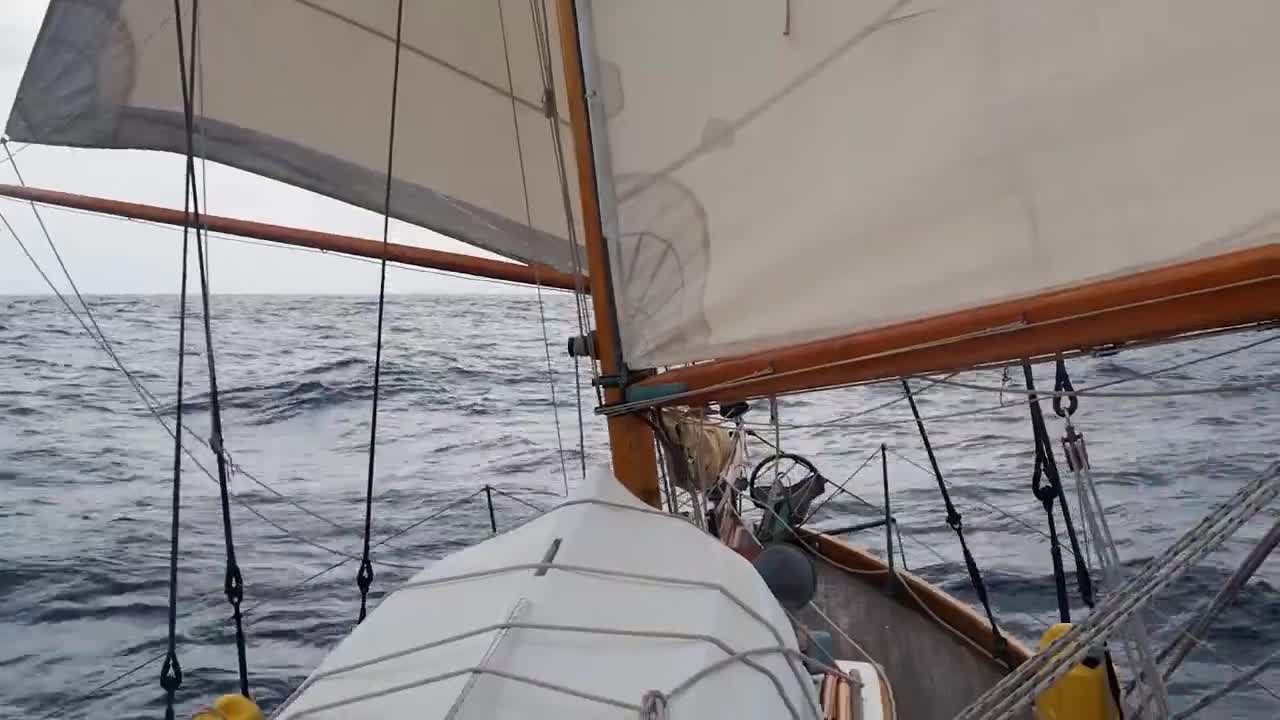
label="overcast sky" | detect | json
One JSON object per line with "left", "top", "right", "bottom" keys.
{"left": 0, "top": 1, "right": 520, "bottom": 295}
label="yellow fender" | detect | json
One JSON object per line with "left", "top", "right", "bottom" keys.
{"left": 1034, "top": 623, "right": 1120, "bottom": 720}
{"left": 192, "top": 694, "right": 262, "bottom": 720}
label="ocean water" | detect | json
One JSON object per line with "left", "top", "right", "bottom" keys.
{"left": 0, "top": 294, "right": 1277, "bottom": 718}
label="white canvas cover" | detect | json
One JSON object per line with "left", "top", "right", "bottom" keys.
{"left": 588, "top": 1, "right": 1280, "bottom": 367}
{"left": 5, "top": 0, "right": 583, "bottom": 271}
{"left": 273, "top": 468, "right": 816, "bottom": 719}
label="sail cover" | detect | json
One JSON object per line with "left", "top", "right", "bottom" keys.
{"left": 587, "top": 1, "right": 1280, "bottom": 367}
{"left": 5, "top": 0, "right": 583, "bottom": 271}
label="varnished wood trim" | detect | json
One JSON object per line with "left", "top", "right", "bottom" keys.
{"left": 804, "top": 530, "right": 1033, "bottom": 670}
{"left": 821, "top": 673, "right": 837, "bottom": 719}
{"left": 554, "top": 0, "right": 660, "bottom": 504}
{"left": 636, "top": 245, "right": 1279, "bottom": 403}
{"left": 0, "top": 183, "right": 587, "bottom": 291}
{"left": 836, "top": 676, "right": 851, "bottom": 720}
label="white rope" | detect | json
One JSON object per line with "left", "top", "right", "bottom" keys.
{"left": 955, "top": 462, "right": 1280, "bottom": 720}
{"left": 1172, "top": 647, "right": 1280, "bottom": 719}
{"left": 2, "top": 202, "right": 423, "bottom": 564}
{"left": 803, "top": 446, "right": 881, "bottom": 522}
{"left": 535, "top": 0, "right": 596, "bottom": 462}
{"left": 1065, "top": 428, "right": 1169, "bottom": 717}
{"left": 495, "top": 0, "right": 571, "bottom": 496}
{"left": 665, "top": 645, "right": 819, "bottom": 719}
{"left": 315, "top": 558, "right": 822, "bottom": 718}
{"left": 914, "top": 372, "right": 1280, "bottom": 399}
{"left": 395, "top": 559, "right": 816, "bottom": 702}
{"left": 776, "top": 329, "right": 1276, "bottom": 433}
{"left": 600, "top": 279, "right": 1278, "bottom": 414}
{"left": 1158, "top": 516, "right": 1280, "bottom": 680}
{"left": 742, "top": 371, "right": 961, "bottom": 430}
{"left": 283, "top": 621, "right": 810, "bottom": 720}
{"left": 39, "top": 485, "right": 500, "bottom": 720}
{"left": 798, "top": 603, "right": 899, "bottom": 720}
{"left": 529, "top": 0, "right": 601, "bottom": 433}
{"left": 283, "top": 665, "right": 641, "bottom": 718}
{"left": 1143, "top": 602, "right": 1280, "bottom": 705}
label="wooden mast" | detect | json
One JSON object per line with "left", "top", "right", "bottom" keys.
{"left": 0, "top": 183, "right": 585, "bottom": 291}
{"left": 555, "top": 0, "right": 660, "bottom": 506}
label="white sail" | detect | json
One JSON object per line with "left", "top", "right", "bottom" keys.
{"left": 586, "top": 0, "right": 1280, "bottom": 367}
{"left": 5, "top": 0, "right": 583, "bottom": 271}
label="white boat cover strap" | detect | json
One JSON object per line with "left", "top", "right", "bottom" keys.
{"left": 273, "top": 468, "right": 823, "bottom": 719}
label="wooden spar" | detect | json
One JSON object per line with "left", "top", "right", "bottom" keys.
{"left": 634, "top": 244, "right": 1280, "bottom": 405}
{"left": 0, "top": 183, "right": 586, "bottom": 292}
{"left": 555, "top": 0, "right": 660, "bottom": 506}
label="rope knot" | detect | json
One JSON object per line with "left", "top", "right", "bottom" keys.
{"left": 356, "top": 558, "right": 375, "bottom": 592}
{"left": 946, "top": 511, "right": 963, "bottom": 530}
{"left": 160, "top": 652, "right": 183, "bottom": 693}
{"left": 224, "top": 564, "right": 244, "bottom": 606}
{"left": 1053, "top": 357, "right": 1078, "bottom": 418}
{"left": 1033, "top": 481, "right": 1058, "bottom": 505}
{"left": 639, "top": 690, "right": 670, "bottom": 719}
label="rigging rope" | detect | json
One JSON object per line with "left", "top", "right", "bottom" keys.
{"left": 530, "top": 0, "right": 597, "bottom": 461}
{"left": 919, "top": 372, "right": 1280, "bottom": 399}
{"left": 173, "top": 0, "right": 250, "bottom": 695}
{"left": 4, "top": 116, "right": 378, "bottom": 555}
{"left": 1021, "top": 360, "right": 1094, "bottom": 622}
{"left": 356, "top": 0, "right": 406, "bottom": 625}
{"left": 496, "top": 0, "right": 570, "bottom": 495}
{"left": 1053, "top": 358, "right": 1161, "bottom": 717}
{"left": 1159, "top": 516, "right": 1280, "bottom": 679}
{"left": 0, "top": 136, "right": 31, "bottom": 165}
{"left": 2, "top": 200, "right": 427, "bottom": 572}
{"left": 159, "top": 4, "right": 197, "bottom": 715}
{"left": 531, "top": 0, "right": 602, "bottom": 414}
{"left": 689, "top": 328, "right": 1276, "bottom": 434}
{"left": 1173, "top": 647, "right": 1280, "bottom": 719}
{"left": 956, "top": 462, "right": 1280, "bottom": 720}
{"left": 38, "top": 486, "right": 522, "bottom": 720}
{"left": 901, "top": 379, "right": 1010, "bottom": 666}
{"left": 0, "top": 142, "right": 163, "bottom": 412}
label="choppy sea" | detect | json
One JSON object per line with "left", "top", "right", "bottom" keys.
{"left": 1, "top": 294, "right": 1277, "bottom": 718}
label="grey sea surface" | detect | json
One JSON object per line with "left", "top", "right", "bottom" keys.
{"left": 1, "top": 294, "right": 1277, "bottom": 717}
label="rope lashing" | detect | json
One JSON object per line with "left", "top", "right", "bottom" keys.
{"left": 901, "top": 379, "right": 1010, "bottom": 666}
{"left": 173, "top": 0, "right": 251, "bottom": 695}
{"left": 356, "top": 0, "right": 406, "bottom": 624}
{"left": 1021, "top": 361, "right": 1095, "bottom": 622}
{"left": 1052, "top": 356, "right": 1078, "bottom": 419}
{"left": 159, "top": 1, "right": 200, "bottom": 714}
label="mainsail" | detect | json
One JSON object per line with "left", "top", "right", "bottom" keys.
{"left": 586, "top": 0, "right": 1280, "bottom": 368}
{"left": 5, "top": 0, "right": 583, "bottom": 272}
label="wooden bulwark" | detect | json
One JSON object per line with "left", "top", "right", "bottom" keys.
{"left": 634, "top": 244, "right": 1280, "bottom": 404}
{"left": 805, "top": 530, "right": 1032, "bottom": 667}
{"left": 0, "top": 183, "right": 587, "bottom": 291}
{"left": 801, "top": 530, "right": 1034, "bottom": 719}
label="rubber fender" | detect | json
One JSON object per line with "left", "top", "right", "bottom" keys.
{"left": 1034, "top": 623, "right": 1120, "bottom": 720}
{"left": 193, "top": 693, "right": 263, "bottom": 720}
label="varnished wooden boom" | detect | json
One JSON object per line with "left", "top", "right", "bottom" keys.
{"left": 0, "top": 183, "right": 587, "bottom": 291}
{"left": 636, "top": 244, "right": 1280, "bottom": 404}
